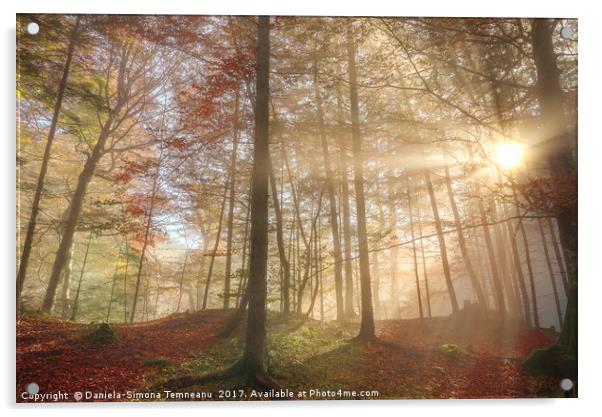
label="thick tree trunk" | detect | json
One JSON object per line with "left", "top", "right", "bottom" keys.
{"left": 239, "top": 15, "right": 270, "bottom": 377}
{"left": 41, "top": 119, "right": 113, "bottom": 313}
{"left": 17, "top": 17, "right": 80, "bottom": 309}
{"left": 346, "top": 20, "right": 376, "bottom": 340}
{"left": 526, "top": 19, "right": 577, "bottom": 377}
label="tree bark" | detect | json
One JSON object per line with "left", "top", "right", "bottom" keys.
{"left": 130, "top": 149, "right": 162, "bottom": 323}
{"left": 407, "top": 185, "right": 424, "bottom": 321}
{"left": 313, "top": 42, "right": 344, "bottom": 322}
{"left": 223, "top": 91, "right": 241, "bottom": 309}
{"left": 268, "top": 155, "right": 291, "bottom": 313}
{"left": 70, "top": 232, "right": 93, "bottom": 321}
{"left": 444, "top": 166, "right": 487, "bottom": 308}
{"left": 202, "top": 177, "right": 229, "bottom": 310}
{"left": 41, "top": 118, "right": 113, "bottom": 313}
{"left": 346, "top": 20, "right": 376, "bottom": 340}
{"left": 423, "top": 169, "right": 459, "bottom": 315}
{"left": 527, "top": 19, "right": 577, "bottom": 375}
{"left": 17, "top": 16, "right": 80, "bottom": 309}
{"left": 239, "top": 15, "right": 270, "bottom": 377}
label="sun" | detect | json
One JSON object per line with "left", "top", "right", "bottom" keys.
{"left": 495, "top": 142, "right": 524, "bottom": 169}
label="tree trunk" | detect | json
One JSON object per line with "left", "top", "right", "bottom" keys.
{"left": 416, "top": 202, "right": 432, "bottom": 318}
{"left": 444, "top": 166, "right": 487, "bottom": 308}
{"left": 239, "top": 15, "right": 270, "bottom": 377}
{"left": 176, "top": 248, "right": 190, "bottom": 313}
{"left": 387, "top": 175, "right": 400, "bottom": 319}
{"left": 407, "top": 185, "right": 424, "bottom": 321}
{"left": 527, "top": 19, "right": 577, "bottom": 376}
{"left": 538, "top": 217, "right": 563, "bottom": 329}
{"left": 70, "top": 232, "right": 93, "bottom": 321}
{"left": 423, "top": 169, "right": 459, "bottom": 315}
{"left": 223, "top": 91, "right": 241, "bottom": 309}
{"left": 202, "top": 178, "right": 229, "bottom": 310}
{"left": 546, "top": 217, "right": 569, "bottom": 292}
{"left": 17, "top": 16, "right": 80, "bottom": 309}
{"left": 313, "top": 42, "right": 344, "bottom": 322}
{"left": 346, "top": 20, "right": 376, "bottom": 340}
{"left": 41, "top": 118, "right": 113, "bottom": 313}
{"left": 336, "top": 90, "right": 356, "bottom": 321}
{"left": 268, "top": 155, "right": 291, "bottom": 313}
{"left": 129, "top": 149, "right": 162, "bottom": 323}
{"left": 475, "top": 182, "right": 507, "bottom": 322}
{"left": 59, "top": 241, "right": 74, "bottom": 319}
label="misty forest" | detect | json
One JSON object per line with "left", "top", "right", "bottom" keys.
{"left": 16, "top": 15, "right": 577, "bottom": 400}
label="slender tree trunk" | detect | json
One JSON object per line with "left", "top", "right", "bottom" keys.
{"left": 239, "top": 15, "right": 270, "bottom": 377}
{"left": 444, "top": 166, "right": 487, "bottom": 308}
{"left": 176, "top": 248, "right": 190, "bottom": 313}
{"left": 407, "top": 185, "right": 424, "bottom": 321}
{"left": 475, "top": 182, "right": 507, "bottom": 322}
{"left": 387, "top": 177, "right": 400, "bottom": 319}
{"left": 236, "top": 199, "right": 251, "bottom": 308}
{"left": 502, "top": 206, "right": 533, "bottom": 327}
{"left": 130, "top": 149, "right": 162, "bottom": 323}
{"left": 268, "top": 155, "right": 292, "bottom": 314}
{"left": 423, "top": 169, "right": 459, "bottom": 315}
{"left": 313, "top": 42, "right": 344, "bottom": 322}
{"left": 223, "top": 91, "right": 241, "bottom": 309}
{"left": 346, "top": 20, "right": 375, "bottom": 340}
{"left": 336, "top": 92, "right": 355, "bottom": 320}
{"left": 416, "top": 203, "right": 432, "bottom": 318}
{"left": 70, "top": 232, "right": 93, "bottom": 321}
{"left": 202, "top": 179, "right": 229, "bottom": 310}
{"left": 546, "top": 217, "right": 569, "bottom": 293}
{"left": 17, "top": 17, "right": 80, "bottom": 309}
{"left": 123, "top": 235, "right": 130, "bottom": 323}
{"left": 59, "top": 241, "right": 74, "bottom": 319}
{"left": 106, "top": 246, "right": 122, "bottom": 323}
{"left": 538, "top": 217, "right": 564, "bottom": 329}
{"left": 513, "top": 187, "right": 540, "bottom": 327}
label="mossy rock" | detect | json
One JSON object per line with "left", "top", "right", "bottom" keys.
{"left": 85, "top": 323, "right": 119, "bottom": 344}
{"left": 440, "top": 343, "right": 460, "bottom": 355}
{"left": 524, "top": 344, "right": 577, "bottom": 379}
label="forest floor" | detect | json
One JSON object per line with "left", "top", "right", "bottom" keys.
{"left": 16, "top": 308, "right": 565, "bottom": 402}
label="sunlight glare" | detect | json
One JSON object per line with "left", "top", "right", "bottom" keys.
{"left": 496, "top": 142, "right": 524, "bottom": 169}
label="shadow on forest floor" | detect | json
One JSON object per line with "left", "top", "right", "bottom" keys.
{"left": 16, "top": 308, "right": 565, "bottom": 401}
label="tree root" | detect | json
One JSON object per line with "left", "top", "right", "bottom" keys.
{"left": 153, "top": 360, "right": 286, "bottom": 397}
